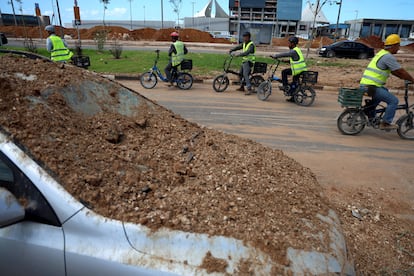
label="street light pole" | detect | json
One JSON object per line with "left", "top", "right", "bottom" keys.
{"left": 161, "top": 0, "right": 164, "bottom": 29}
{"left": 129, "top": 0, "right": 132, "bottom": 30}
{"left": 334, "top": 0, "right": 342, "bottom": 42}
{"left": 192, "top": 1, "right": 195, "bottom": 27}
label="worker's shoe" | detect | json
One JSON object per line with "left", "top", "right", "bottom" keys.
{"left": 244, "top": 87, "right": 253, "bottom": 95}
{"left": 379, "top": 122, "right": 398, "bottom": 130}
{"left": 286, "top": 97, "right": 295, "bottom": 102}
{"left": 236, "top": 86, "right": 245, "bottom": 92}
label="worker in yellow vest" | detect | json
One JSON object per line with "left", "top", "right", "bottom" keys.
{"left": 165, "top": 32, "right": 188, "bottom": 86}
{"left": 360, "top": 34, "right": 414, "bottom": 130}
{"left": 45, "top": 25, "right": 73, "bottom": 62}
{"left": 229, "top": 32, "right": 256, "bottom": 95}
{"left": 271, "top": 36, "right": 307, "bottom": 102}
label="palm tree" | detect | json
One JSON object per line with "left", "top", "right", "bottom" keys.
{"left": 100, "top": 0, "right": 110, "bottom": 26}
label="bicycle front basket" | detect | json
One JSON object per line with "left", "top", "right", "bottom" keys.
{"left": 253, "top": 62, "right": 267, "bottom": 74}
{"left": 338, "top": 88, "right": 364, "bottom": 107}
{"left": 181, "top": 59, "right": 193, "bottom": 71}
{"left": 301, "top": 71, "right": 318, "bottom": 84}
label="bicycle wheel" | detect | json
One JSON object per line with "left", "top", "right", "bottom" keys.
{"left": 397, "top": 113, "right": 414, "bottom": 140}
{"left": 213, "top": 75, "right": 229, "bottom": 92}
{"left": 250, "top": 75, "right": 265, "bottom": 91}
{"left": 176, "top": 72, "right": 193, "bottom": 90}
{"left": 294, "top": 86, "right": 316, "bottom": 106}
{"left": 337, "top": 108, "right": 366, "bottom": 135}
{"left": 257, "top": 81, "right": 272, "bottom": 101}
{"left": 140, "top": 72, "right": 157, "bottom": 89}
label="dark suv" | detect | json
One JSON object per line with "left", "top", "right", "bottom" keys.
{"left": 319, "top": 40, "right": 374, "bottom": 59}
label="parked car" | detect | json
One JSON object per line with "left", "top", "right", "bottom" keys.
{"left": 319, "top": 40, "right": 374, "bottom": 59}
{"left": 0, "top": 33, "right": 7, "bottom": 46}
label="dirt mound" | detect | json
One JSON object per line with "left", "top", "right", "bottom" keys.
{"left": 129, "top": 27, "right": 157, "bottom": 40}
{"left": 0, "top": 25, "right": 230, "bottom": 43}
{"left": 0, "top": 54, "right": 334, "bottom": 268}
{"left": 357, "top": 35, "right": 384, "bottom": 49}
{"left": 272, "top": 36, "right": 334, "bottom": 48}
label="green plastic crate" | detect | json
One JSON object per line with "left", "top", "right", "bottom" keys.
{"left": 338, "top": 88, "right": 365, "bottom": 107}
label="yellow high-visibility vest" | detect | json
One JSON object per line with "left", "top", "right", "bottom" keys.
{"left": 360, "top": 49, "right": 391, "bottom": 87}
{"left": 242, "top": 41, "right": 256, "bottom": 63}
{"left": 172, "top": 41, "right": 185, "bottom": 66}
{"left": 49, "top": 35, "right": 73, "bottom": 62}
{"left": 290, "top": 47, "right": 307, "bottom": 76}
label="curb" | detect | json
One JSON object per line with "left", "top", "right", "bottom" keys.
{"left": 103, "top": 74, "right": 414, "bottom": 96}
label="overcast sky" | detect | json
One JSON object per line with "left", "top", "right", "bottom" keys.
{"left": 0, "top": 0, "right": 413, "bottom": 26}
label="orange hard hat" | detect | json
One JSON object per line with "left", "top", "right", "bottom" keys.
{"left": 170, "top": 32, "right": 179, "bottom": 37}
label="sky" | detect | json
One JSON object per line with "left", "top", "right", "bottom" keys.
{"left": 0, "top": 0, "right": 413, "bottom": 26}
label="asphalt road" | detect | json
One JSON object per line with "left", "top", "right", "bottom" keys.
{"left": 119, "top": 80, "right": 414, "bottom": 219}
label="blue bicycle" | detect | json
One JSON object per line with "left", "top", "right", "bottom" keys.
{"left": 140, "top": 50, "right": 193, "bottom": 90}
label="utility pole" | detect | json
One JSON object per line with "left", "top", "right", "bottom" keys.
{"left": 334, "top": 0, "right": 342, "bottom": 42}
{"left": 9, "top": 0, "right": 18, "bottom": 26}
{"left": 56, "top": 0, "right": 64, "bottom": 37}
{"left": 237, "top": 0, "right": 241, "bottom": 43}
{"left": 143, "top": 5, "right": 146, "bottom": 27}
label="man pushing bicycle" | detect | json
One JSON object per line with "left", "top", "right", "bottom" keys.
{"left": 229, "top": 32, "right": 256, "bottom": 95}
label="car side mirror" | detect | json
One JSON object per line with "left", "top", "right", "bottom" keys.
{"left": 0, "top": 187, "right": 25, "bottom": 227}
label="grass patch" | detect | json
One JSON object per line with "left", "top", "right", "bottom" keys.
{"left": 2, "top": 45, "right": 367, "bottom": 77}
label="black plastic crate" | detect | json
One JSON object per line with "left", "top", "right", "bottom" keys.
{"left": 253, "top": 62, "right": 267, "bottom": 74}
{"left": 180, "top": 59, "right": 193, "bottom": 71}
{"left": 72, "top": 55, "right": 90, "bottom": 68}
{"left": 301, "top": 71, "right": 318, "bottom": 84}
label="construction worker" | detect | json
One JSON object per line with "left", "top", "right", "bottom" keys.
{"left": 229, "top": 32, "right": 256, "bottom": 95}
{"left": 360, "top": 34, "right": 414, "bottom": 130}
{"left": 270, "top": 36, "right": 307, "bottom": 101}
{"left": 45, "top": 25, "right": 73, "bottom": 62}
{"left": 165, "top": 32, "right": 188, "bottom": 86}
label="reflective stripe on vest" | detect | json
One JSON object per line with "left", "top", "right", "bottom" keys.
{"left": 290, "top": 47, "right": 307, "bottom": 76}
{"left": 172, "top": 41, "right": 185, "bottom": 66}
{"left": 242, "top": 41, "right": 256, "bottom": 63}
{"left": 360, "top": 49, "right": 391, "bottom": 87}
{"left": 49, "top": 35, "right": 73, "bottom": 62}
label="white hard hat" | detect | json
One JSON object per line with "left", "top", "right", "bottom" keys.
{"left": 45, "top": 25, "right": 55, "bottom": 32}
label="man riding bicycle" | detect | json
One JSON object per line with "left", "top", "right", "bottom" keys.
{"left": 229, "top": 32, "right": 256, "bottom": 95}
{"left": 270, "top": 36, "right": 307, "bottom": 102}
{"left": 165, "top": 32, "right": 188, "bottom": 86}
{"left": 360, "top": 34, "right": 414, "bottom": 130}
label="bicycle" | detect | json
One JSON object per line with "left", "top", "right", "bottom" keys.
{"left": 337, "top": 81, "right": 414, "bottom": 139}
{"left": 140, "top": 50, "right": 193, "bottom": 90}
{"left": 212, "top": 54, "right": 267, "bottom": 93}
{"left": 256, "top": 58, "right": 318, "bottom": 106}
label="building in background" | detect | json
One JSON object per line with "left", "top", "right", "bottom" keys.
{"left": 183, "top": 0, "right": 229, "bottom": 36}
{"left": 64, "top": 20, "right": 175, "bottom": 30}
{"left": 346, "top": 18, "right": 414, "bottom": 42}
{"left": 0, "top": 12, "right": 50, "bottom": 27}
{"left": 228, "top": 0, "right": 302, "bottom": 44}
{"left": 296, "top": 1, "right": 329, "bottom": 39}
